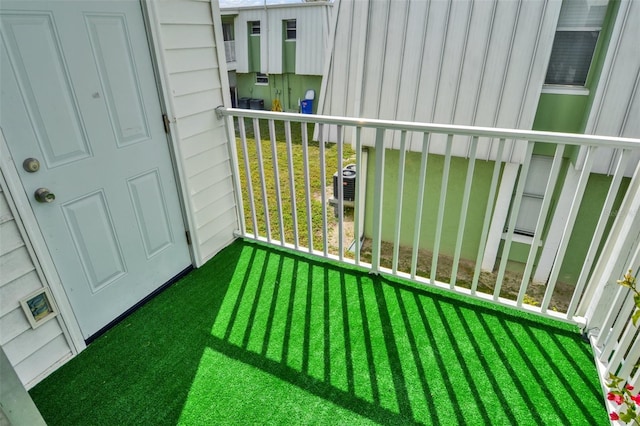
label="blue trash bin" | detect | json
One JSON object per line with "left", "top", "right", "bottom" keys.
{"left": 301, "top": 99, "right": 313, "bottom": 114}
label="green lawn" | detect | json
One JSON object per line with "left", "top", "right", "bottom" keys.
{"left": 30, "top": 240, "right": 607, "bottom": 425}
{"left": 236, "top": 119, "right": 355, "bottom": 253}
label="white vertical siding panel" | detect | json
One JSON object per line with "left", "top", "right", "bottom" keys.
{"left": 412, "top": 1, "right": 449, "bottom": 151}
{"left": 296, "top": 6, "right": 329, "bottom": 75}
{"left": 267, "top": 8, "right": 283, "bottom": 74}
{"left": 583, "top": 0, "right": 640, "bottom": 176}
{"left": 378, "top": 1, "right": 409, "bottom": 121}
{"left": 360, "top": 1, "right": 387, "bottom": 120}
{"left": 394, "top": 0, "right": 429, "bottom": 142}
{"left": 157, "top": 0, "right": 238, "bottom": 265}
{"left": 320, "top": 0, "right": 561, "bottom": 159}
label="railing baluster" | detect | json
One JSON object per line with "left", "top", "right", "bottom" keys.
{"left": 517, "top": 144, "right": 565, "bottom": 306}
{"left": 411, "top": 132, "right": 430, "bottom": 279}
{"left": 337, "top": 125, "right": 344, "bottom": 261}
{"left": 354, "top": 127, "right": 363, "bottom": 265}
{"left": 224, "top": 115, "right": 246, "bottom": 236}
{"left": 451, "top": 136, "right": 478, "bottom": 288}
{"left": 567, "top": 149, "right": 631, "bottom": 318}
{"left": 432, "top": 135, "right": 453, "bottom": 284}
{"left": 253, "top": 118, "right": 271, "bottom": 241}
{"left": 392, "top": 131, "right": 408, "bottom": 274}
{"left": 284, "top": 121, "right": 299, "bottom": 250}
{"left": 268, "top": 120, "right": 285, "bottom": 246}
{"left": 541, "top": 146, "right": 597, "bottom": 312}
{"left": 238, "top": 118, "right": 258, "bottom": 237}
{"left": 494, "top": 141, "right": 534, "bottom": 300}
{"left": 472, "top": 139, "right": 505, "bottom": 294}
{"left": 319, "top": 124, "right": 328, "bottom": 257}
{"left": 617, "top": 336, "right": 640, "bottom": 380}
{"left": 596, "top": 286, "right": 630, "bottom": 349}
{"left": 371, "top": 128, "right": 386, "bottom": 273}
{"left": 301, "top": 122, "right": 314, "bottom": 253}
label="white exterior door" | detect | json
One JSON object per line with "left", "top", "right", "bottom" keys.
{"left": 0, "top": 1, "right": 191, "bottom": 339}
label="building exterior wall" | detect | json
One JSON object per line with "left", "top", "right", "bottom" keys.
{"left": 0, "top": 177, "right": 73, "bottom": 389}
{"left": 319, "top": 0, "right": 562, "bottom": 162}
{"left": 237, "top": 73, "right": 322, "bottom": 113}
{"left": 152, "top": 0, "right": 238, "bottom": 266}
{"left": 230, "top": 3, "right": 331, "bottom": 76}
{"left": 327, "top": 0, "right": 638, "bottom": 286}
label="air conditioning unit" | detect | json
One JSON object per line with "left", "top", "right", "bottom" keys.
{"left": 333, "top": 165, "right": 356, "bottom": 201}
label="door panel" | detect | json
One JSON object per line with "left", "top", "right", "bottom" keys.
{"left": 0, "top": 1, "right": 191, "bottom": 339}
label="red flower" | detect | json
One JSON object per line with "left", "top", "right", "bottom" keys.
{"left": 608, "top": 393, "right": 624, "bottom": 405}
{"left": 631, "top": 394, "right": 640, "bottom": 405}
{"left": 610, "top": 412, "right": 620, "bottom": 421}
{"left": 627, "top": 384, "right": 635, "bottom": 391}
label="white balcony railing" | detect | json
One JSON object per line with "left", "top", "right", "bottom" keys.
{"left": 217, "top": 107, "right": 640, "bottom": 413}
{"left": 224, "top": 40, "right": 236, "bottom": 63}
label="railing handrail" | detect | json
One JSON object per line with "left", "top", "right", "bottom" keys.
{"left": 216, "top": 106, "right": 640, "bottom": 150}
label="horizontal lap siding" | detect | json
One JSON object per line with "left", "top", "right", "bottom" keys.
{"left": 319, "top": 0, "right": 561, "bottom": 162}
{"left": 583, "top": 0, "right": 640, "bottom": 176}
{"left": 157, "top": 0, "right": 238, "bottom": 266}
{"left": 0, "top": 185, "right": 72, "bottom": 388}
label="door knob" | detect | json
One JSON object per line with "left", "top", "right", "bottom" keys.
{"left": 34, "top": 188, "right": 55, "bottom": 203}
{"left": 23, "top": 158, "right": 40, "bottom": 172}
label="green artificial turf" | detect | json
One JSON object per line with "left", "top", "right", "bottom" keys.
{"left": 30, "top": 240, "right": 607, "bottom": 425}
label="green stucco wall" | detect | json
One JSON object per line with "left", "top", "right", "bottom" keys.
{"left": 557, "top": 174, "right": 630, "bottom": 283}
{"left": 236, "top": 73, "right": 321, "bottom": 113}
{"left": 363, "top": 148, "right": 498, "bottom": 261}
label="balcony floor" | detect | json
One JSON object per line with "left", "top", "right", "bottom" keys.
{"left": 30, "top": 240, "right": 606, "bottom": 425}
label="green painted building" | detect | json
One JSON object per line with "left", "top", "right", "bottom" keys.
{"left": 221, "top": 2, "right": 332, "bottom": 113}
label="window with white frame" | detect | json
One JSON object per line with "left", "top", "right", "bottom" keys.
{"left": 544, "top": 0, "right": 609, "bottom": 86}
{"left": 285, "top": 20, "right": 296, "bottom": 40}
{"left": 222, "top": 22, "right": 234, "bottom": 41}
{"left": 250, "top": 21, "right": 260, "bottom": 36}
{"left": 513, "top": 156, "right": 554, "bottom": 237}
{"left": 256, "top": 73, "right": 269, "bottom": 85}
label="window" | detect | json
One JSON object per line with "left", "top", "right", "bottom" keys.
{"left": 285, "top": 19, "right": 296, "bottom": 40}
{"left": 256, "top": 73, "right": 269, "bottom": 85}
{"left": 544, "top": 0, "right": 609, "bottom": 86}
{"left": 513, "top": 156, "right": 554, "bottom": 237}
{"left": 250, "top": 21, "right": 260, "bottom": 36}
{"left": 222, "top": 23, "right": 234, "bottom": 41}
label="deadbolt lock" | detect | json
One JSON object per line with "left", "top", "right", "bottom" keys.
{"left": 23, "top": 158, "right": 40, "bottom": 173}
{"left": 34, "top": 188, "right": 55, "bottom": 203}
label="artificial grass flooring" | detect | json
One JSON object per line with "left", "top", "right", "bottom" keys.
{"left": 30, "top": 240, "right": 607, "bottom": 425}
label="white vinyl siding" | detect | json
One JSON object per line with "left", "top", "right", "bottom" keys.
{"left": 581, "top": 0, "right": 640, "bottom": 177}
{"left": 230, "top": 3, "right": 330, "bottom": 75}
{"left": 155, "top": 0, "right": 238, "bottom": 266}
{"left": 319, "top": 0, "right": 562, "bottom": 162}
{"left": 0, "top": 182, "right": 73, "bottom": 388}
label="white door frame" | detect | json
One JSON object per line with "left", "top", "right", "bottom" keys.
{"left": 0, "top": 0, "right": 198, "bottom": 353}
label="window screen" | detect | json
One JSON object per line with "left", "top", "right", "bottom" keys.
{"left": 256, "top": 73, "right": 269, "bottom": 85}
{"left": 285, "top": 20, "right": 296, "bottom": 40}
{"left": 250, "top": 21, "right": 260, "bottom": 36}
{"left": 544, "top": 0, "right": 608, "bottom": 86}
{"left": 514, "top": 156, "right": 554, "bottom": 236}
